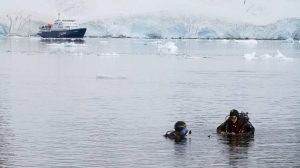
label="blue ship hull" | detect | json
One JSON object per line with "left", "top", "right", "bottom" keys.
{"left": 38, "top": 28, "right": 86, "bottom": 38}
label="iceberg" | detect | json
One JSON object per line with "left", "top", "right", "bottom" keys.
{"left": 243, "top": 52, "right": 257, "bottom": 61}
{"left": 157, "top": 42, "right": 178, "bottom": 54}
{"left": 0, "top": 13, "right": 41, "bottom": 37}
{"left": 0, "top": 23, "right": 7, "bottom": 37}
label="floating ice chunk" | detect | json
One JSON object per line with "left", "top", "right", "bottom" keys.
{"left": 46, "top": 43, "right": 63, "bottom": 47}
{"left": 234, "top": 39, "right": 258, "bottom": 46}
{"left": 275, "top": 50, "right": 293, "bottom": 61}
{"left": 64, "top": 43, "right": 75, "bottom": 47}
{"left": 260, "top": 54, "right": 272, "bottom": 60}
{"left": 99, "top": 41, "right": 109, "bottom": 44}
{"left": 158, "top": 42, "right": 178, "bottom": 54}
{"left": 29, "top": 37, "right": 40, "bottom": 41}
{"left": 149, "top": 40, "right": 163, "bottom": 45}
{"left": 243, "top": 50, "right": 293, "bottom": 61}
{"left": 46, "top": 42, "right": 87, "bottom": 47}
{"left": 64, "top": 42, "right": 87, "bottom": 47}
{"left": 96, "top": 75, "right": 127, "bottom": 80}
{"left": 9, "top": 35, "right": 23, "bottom": 39}
{"left": 97, "top": 52, "right": 119, "bottom": 56}
{"left": 243, "top": 52, "right": 257, "bottom": 61}
{"left": 284, "top": 38, "right": 294, "bottom": 43}
{"left": 219, "top": 39, "right": 230, "bottom": 43}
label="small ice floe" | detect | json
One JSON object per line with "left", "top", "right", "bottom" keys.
{"left": 219, "top": 39, "right": 230, "bottom": 43}
{"left": 99, "top": 41, "right": 109, "bottom": 44}
{"left": 274, "top": 50, "right": 293, "bottom": 61}
{"left": 243, "top": 52, "right": 257, "bottom": 61}
{"left": 284, "top": 38, "right": 295, "bottom": 43}
{"left": 29, "top": 37, "right": 40, "bottom": 41}
{"left": 63, "top": 42, "right": 87, "bottom": 47}
{"left": 149, "top": 40, "right": 163, "bottom": 45}
{"left": 8, "top": 35, "right": 23, "bottom": 39}
{"left": 234, "top": 39, "right": 258, "bottom": 46}
{"left": 63, "top": 43, "right": 76, "bottom": 47}
{"left": 259, "top": 54, "right": 273, "bottom": 60}
{"left": 97, "top": 52, "right": 119, "bottom": 56}
{"left": 158, "top": 42, "right": 178, "bottom": 54}
{"left": 96, "top": 75, "right": 127, "bottom": 80}
{"left": 243, "top": 50, "right": 293, "bottom": 61}
{"left": 46, "top": 42, "right": 87, "bottom": 47}
{"left": 46, "top": 43, "right": 63, "bottom": 47}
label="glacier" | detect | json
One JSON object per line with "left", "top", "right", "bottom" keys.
{"left": 84, "top": 14, "right": 300, "bottom": 40}
{"left": 0, "top": 13, "right": 300, "bottom": 39}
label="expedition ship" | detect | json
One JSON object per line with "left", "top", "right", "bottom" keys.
{"left": 38, "top": 15, "right": 86, "bottom": 38}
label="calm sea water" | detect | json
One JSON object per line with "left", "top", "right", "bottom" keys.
{"left": 0, "top": 37, "right": 300, "bottom": 167}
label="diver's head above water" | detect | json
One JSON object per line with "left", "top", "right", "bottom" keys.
{"left": 174, "top": 121, "right": 186, "bottom": 131}
{"left": 164, "top": 121, "right": 191, "bottom": 140}
{"left": 229, "top": 109, "right": 239, "bottom": 123}
{"left": 175, "top": 121, "right": 189, "bottom": 138}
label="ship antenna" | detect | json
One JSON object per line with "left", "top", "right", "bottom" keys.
{"left": 58, "top": 13, "right": 60, "bottom": 20}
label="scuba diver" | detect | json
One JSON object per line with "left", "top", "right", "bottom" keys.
{"left": 164, "top": 121, "right": 191, "bottom": 141}
{"left": 217, "top": 109, "right": 255, "bottom": 136}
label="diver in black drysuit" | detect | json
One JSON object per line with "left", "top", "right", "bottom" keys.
{"left": 164, "top": 121, "right": 191, "bottom": 141}
{"left": 217, "top": 109, "right": 255, "bottom": 136}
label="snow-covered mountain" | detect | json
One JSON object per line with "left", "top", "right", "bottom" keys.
{"left": 0, "top": 13, "right": 299, "bottom": 40}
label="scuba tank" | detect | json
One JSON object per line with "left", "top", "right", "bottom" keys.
{"left": 240, "top": 111, "right": 250, "bottom": 122}
{"left": 240, "top": 111, "right": 255, "bottom": 134}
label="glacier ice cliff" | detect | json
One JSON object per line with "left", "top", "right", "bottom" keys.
{"left": 0, "top": 13, "right": 300, "bottom": 39}
{"left": 84, "top": 15, "right": 300, "bottom": 40}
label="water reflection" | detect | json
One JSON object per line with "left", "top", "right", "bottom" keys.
{"left": 218, "top": 135, "right": 254, "bottom": 167}
{"left": 173, "top": 138, "right": 191, "bottom": 167}
{"left": 0, "top": 75, "right": 14, "bottom": 167}
{"left": 40, "top": 38, "right": 85, "bottom": 44}
{"left": 0, "top": 107, "right": 14, "bottom": 167}
{"left": 174, "top": 137, "right": 191, "bottom": 145}
{"left": 0, "top": 38, "right": 299, "bottom": 167}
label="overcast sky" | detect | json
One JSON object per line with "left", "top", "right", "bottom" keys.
{"left": 1, "top": 0, "right": 300, "bottom": 24}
